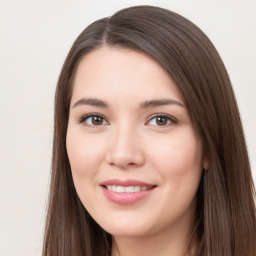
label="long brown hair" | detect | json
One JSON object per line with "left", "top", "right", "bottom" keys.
{"left": 43, "top": 5, "right": 256, "bottom": 256}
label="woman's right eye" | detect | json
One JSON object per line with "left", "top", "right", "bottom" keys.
{"left": 79, "top": 114, "right": 109, "bottom": 127}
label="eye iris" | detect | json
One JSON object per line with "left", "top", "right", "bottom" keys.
{"left": 156, "top": 116, "right": 168, "bottom": 126}
{"left": 92, "top": 116, "right": 103, "bottom": 125}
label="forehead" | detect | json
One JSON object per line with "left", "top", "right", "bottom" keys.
{"left": 71, "top": 46, "right": 184, "bottom": 105}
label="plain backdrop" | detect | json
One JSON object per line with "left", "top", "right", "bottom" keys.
{"left": 0, "top": 0, "right": 255, "bottom": 255}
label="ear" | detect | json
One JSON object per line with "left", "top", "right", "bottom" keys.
{"left": 203, "top": 156, "right": 209, "bottom": 170}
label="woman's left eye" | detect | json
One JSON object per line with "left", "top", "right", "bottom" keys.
{"left": 146, "top": 115, "right": 176, "bottom": 127}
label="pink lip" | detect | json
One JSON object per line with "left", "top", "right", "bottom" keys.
{"left": 100, "top": 179, "right": 155, "bottom": 187}
{"left": 100, "top": 179, "right": 156, "bottom": 205}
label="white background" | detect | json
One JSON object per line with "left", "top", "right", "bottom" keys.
{"left": 0, "top": 0, "right": 255, "bottom": 255}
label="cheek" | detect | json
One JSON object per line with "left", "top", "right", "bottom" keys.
{"left": 66, "top": 128, "right": 105, "bottom": 208}
{"left": 148, "top": 127, "right": 203, "bottom": 178}
{"left": 66, "top": 128, "right": 104, "bottom": 178}
{"left": 147, "top": 129, "right": 203, "bottom": 222}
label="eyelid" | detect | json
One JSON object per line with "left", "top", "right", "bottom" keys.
{"left": 145, "top": 113, "right": 177, "bottom": 126}
{"left": 79, "top": 113, "right": 109, "bottom": 126}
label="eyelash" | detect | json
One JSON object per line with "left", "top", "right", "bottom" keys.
{"left": 146, "top": 114, "right": 177, "bottom": 127}
{"left": 79, "top": 113, "right": 177, "bottom": 127}
{"left": 79, "top": 113, "right": 109, "bottom": 127}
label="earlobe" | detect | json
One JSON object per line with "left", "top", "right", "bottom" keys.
{"left": 203, "top": 157, "right": 209, "bottom": 170}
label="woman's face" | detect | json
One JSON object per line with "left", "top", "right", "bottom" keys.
{"left": 67, "top": 47, "right": 205, "bottom": 238}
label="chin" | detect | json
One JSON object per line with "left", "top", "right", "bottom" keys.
{"left": 96, "top": 215, "right": 156, "bottom": 237}
{"left": 106, "top": 226, "right": 151, "bottom": 237}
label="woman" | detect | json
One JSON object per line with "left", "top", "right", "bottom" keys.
{"left": 43, "top": 5, "right": 256, "bottom": 256}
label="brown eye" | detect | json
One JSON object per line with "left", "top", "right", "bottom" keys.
{"left": 92, "top": 116, "right": 104, "bottom": 125}
{"left": 147, "top": 114, "right": 176, "bottom": 127}
{"left": 80, "top": 114, "right": 109, "bottom": 126}
{"left": 156, "top": 116, "right": 168, "bottom": 126}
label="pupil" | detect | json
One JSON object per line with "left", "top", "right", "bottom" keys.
{"left": 92, "top": 116, "right": 103, "bottom": 125}
{"left": 156, "top": 116, "right": 167, "bottom": 126}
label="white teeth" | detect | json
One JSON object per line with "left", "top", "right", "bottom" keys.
{"left": 116, "top": 186, "right": 125, "bottom": 192}
{"left": 125, "top": 186, "right": 134, "bottom": 193}
{"left": 134, "top": 186, "right": 140, "bottom": 192}
{"left": 105, "top": 185, "right": 151, "bottom": 193}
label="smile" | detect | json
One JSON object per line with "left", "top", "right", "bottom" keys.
{"left": 105, "top": 185, "right": 152, "bottom": 193}
{"left": 100, "top": 179, "right": 157, "bottom": 205}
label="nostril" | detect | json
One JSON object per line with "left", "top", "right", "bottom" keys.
{"left": 128, "top": 162, "right": 136, "bottom": 166}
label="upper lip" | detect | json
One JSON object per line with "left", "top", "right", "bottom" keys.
{"left": 100, "top": 179, "right": 156, "bottom": 187}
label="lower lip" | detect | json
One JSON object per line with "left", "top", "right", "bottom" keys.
{"left": 101, "top": 186, "right": 155, "bottom": 205}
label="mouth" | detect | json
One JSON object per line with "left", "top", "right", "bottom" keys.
{"left": 103, "top": 185, "right": 154, "bottom": 193}
{"left": 100, "top": 179, "right": 157, "bottom": 205}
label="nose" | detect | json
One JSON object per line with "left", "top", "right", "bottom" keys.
{"left": 105, "top": 125, "right": 145, "bottom": 169}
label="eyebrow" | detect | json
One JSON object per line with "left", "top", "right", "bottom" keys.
{"left": 72, "top": 98, "right": 108, "bottom": 108}
{"left": 140, "top": 99, "right": 185, "bottom": 108}
{"left": 72, "top": 97, "right": 185, "bottom": 109}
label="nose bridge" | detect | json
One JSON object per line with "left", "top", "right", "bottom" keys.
{"left": 106, "top": 121, "right": 144, "bottom": 168}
